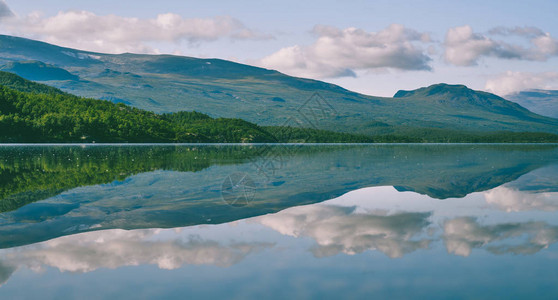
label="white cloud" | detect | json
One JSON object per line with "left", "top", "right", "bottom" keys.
{"left": 444, "top": 26, "right": 498, "bottom": 66}
{"left": 444, "top": 25, "right": 558, "bottom": 66}
{"left": 254, "top": 204, "right": 432, "bottom": 258}
{"left": 1, "top": 229, "right": 272, "bottom": 273}
{"left": 484, "top": 186, "right": 558, "bottom": 212}
{"left": 258, "top": 24, "right": 432, "bottom": 79}
{"left": 255, "top": 201, "right": 558, "bottom": 259}
{"left": 0, "top": 7, "right": 270, "bottom": 54}
{"left": 443, "top": 217, "right": 558, "bottom": 257}
{"left": 485, "top": 71, "right": 558, "bottom": 96}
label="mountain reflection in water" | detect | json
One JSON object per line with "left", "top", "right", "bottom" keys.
{"left": 0, "top": 144, "right": 557, "bottom": 299}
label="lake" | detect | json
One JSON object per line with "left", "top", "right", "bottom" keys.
{"left": 0, "top": 144, "right": 557, "bottom": 299}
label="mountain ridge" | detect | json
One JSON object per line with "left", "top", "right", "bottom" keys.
{"left": 506, "top": 89, "right": 558, "bottom": 119}
{"left": 394, "top": 83, "right": 469, "bottom": 98}
{"left": 0, "top": 34, "right": 557, "bottom": 136}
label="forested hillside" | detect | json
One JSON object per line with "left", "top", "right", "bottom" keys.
{"left": 1, "top": 71, "right": 557, "bottom": 143}
{"left": 0, "top": 72, "right": 373, "bottom": 143}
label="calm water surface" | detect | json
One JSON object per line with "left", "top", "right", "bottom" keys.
{"left": 0, "top": 144, "right": 557, "bottom": 299}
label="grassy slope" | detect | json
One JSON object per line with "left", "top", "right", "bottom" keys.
{"left": 1, "top": 71, "right": 558, "bottom": 143}
{"left": 1, "top": 35, "right": 558, "bottom": 137}
{"left": 0, "top": 71, "right": 273, "bottom": 143}
{"left": 0, "top": 71, "right": 377, "bottom": 143}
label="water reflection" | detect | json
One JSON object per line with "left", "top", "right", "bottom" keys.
{"left": 253, "top": 206, "right": 432, "bottom": 258}
{"left": 485, "top": 186, "right": 558, "bottom": 212}
{"left": 443, "top": 217, "right": 558, "bottom": 256}
{"left": 0, "top": 145, "right": 557, "bottom": 297}
{"left": 0, "top": 145, "right": 557, "bottom": 249}
{"left": 1, "top": 229, "right": 272, "bottom": 273}
{"left": 0, "top": 261, "right": 14, "bottom": 287}
{"left": 1, "top": 181, "right": 557, "bottom": 281}
{"left": 1, "top": 145, "right": 557, "bottom": 213}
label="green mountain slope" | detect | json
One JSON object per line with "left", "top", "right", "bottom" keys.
{"left": 0, "top": 71, "right": 378, "bottom": 143}
{"left": 0, "top": 72, "right": 273, "bottom": 143}
{"left": 0, "top": 34, "right": 557, "bottom": 136}
{"left": 391, "top": 84, "right": 558, "bottom": 133}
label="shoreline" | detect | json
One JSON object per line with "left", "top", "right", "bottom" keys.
{"left": 1, "top": 142, "right": 558, "bottom": 146}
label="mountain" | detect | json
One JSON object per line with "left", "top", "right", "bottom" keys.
{"left": 1, "top": 34, "right": 558, "bottom": 136}
{"left": 0, "top": 71, "right": 273, "bottom": 143}
{"left": 506, "top": 90, "right": 558, "bottom": 119}
{"left": 0, "top": 71, "right": 378, "bottom": 143}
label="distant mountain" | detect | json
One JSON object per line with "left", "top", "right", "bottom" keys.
{"left": 506, "top": 90, "right": 558, "bottom": 119}
{"left": 1, "top": 34, "right": 558, "bottom": 136}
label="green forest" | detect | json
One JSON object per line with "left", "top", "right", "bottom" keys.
{"left": 1, "top": 71, "right": 558, "bottom": 143}
{"left": 0, "top": 71, "right": 269, "bottom": 143}
{"left": 0, "top": 71, "right": 374, "bottom": 143}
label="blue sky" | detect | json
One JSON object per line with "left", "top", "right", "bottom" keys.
{"left": 1, "top": 0, "right": 557, "bottom": 97}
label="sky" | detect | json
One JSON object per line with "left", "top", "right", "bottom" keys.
{"left": 0, "top": 0, "right": 557, "bottom": 97}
